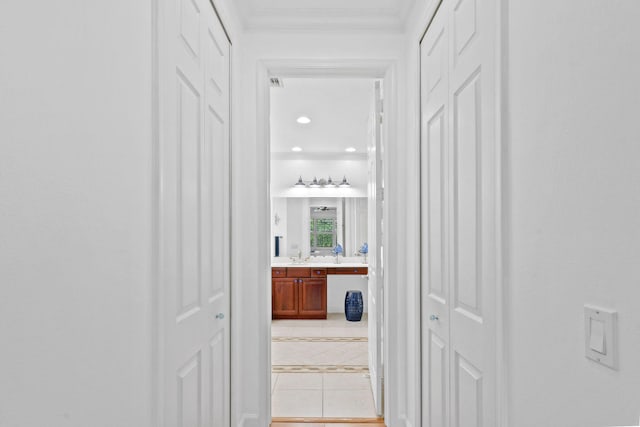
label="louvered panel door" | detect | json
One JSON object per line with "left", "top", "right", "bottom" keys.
{"left": 161, "top": 0, "right": 231, "bottom": 425}
{"left": 421, "top": 0, "right": 498, "bottom": 426}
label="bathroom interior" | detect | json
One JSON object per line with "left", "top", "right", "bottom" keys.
{"left": 269, "top": 77, "right": 384, "bottom": 419}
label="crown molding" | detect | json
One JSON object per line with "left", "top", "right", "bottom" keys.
{"left": 235, "top": 0, "right": 418, "bottom": 33}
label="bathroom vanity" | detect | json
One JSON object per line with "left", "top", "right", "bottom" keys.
{"left": 271, "top": 264, "right": 368, "bottom": 319}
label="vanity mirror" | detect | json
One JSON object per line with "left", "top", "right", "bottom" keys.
{"left": 271, "top": 197, "right": 367, "bottom": 258}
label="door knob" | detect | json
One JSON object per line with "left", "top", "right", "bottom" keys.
{"left": 215, "top": 313, "right": 225, "bottom": 320}
{"left": 430, "top": 314, "right": 439, "bottom": 321}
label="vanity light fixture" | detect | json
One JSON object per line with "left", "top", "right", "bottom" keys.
{"left": 345, "top": 147, "right": 356, "bottom": 152}
{"left": 291, "top": 146, "right": 303, "bottom": 152}
{"left": 291, "top": 176, "right": 352, "bottom": 188}
{"left": 296, "top": 116, "right": 311, "bottom": 124}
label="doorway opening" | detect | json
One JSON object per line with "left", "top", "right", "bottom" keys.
{"left": 268, "top": 77, "right": 385, "bottom": 421}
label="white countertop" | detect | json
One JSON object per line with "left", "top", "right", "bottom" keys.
{"left": 271, "top": 262, "right": 368, "bottom": 268}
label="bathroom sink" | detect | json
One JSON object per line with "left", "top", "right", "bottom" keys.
{"left": 271, "top": 261, "right": 368, "bottom": 268}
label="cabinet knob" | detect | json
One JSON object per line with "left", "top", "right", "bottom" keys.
{"left": 215, "top": 313, "right": 225, "bottom": 320}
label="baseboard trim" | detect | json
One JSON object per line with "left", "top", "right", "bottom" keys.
{"left": 237, "top": 413, "right": 261, "bottom": 427}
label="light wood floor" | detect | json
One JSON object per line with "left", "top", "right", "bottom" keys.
{"left": 271, "top": 417, "right": 385, "bottom": 426}
{"left": 271, "top": 424, "right": 385, "bottom": 427}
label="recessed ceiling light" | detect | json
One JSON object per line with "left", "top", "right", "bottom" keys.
{"left": 296, "top": 116, "right": 311, "bottom": 124}
{"left": 291, "top": 146, "right": 302, "bottom": 152}
{"left": 345, "top": 147, "right": 356, "bottom": 153}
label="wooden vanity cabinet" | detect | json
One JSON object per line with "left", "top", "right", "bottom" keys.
{"left": 297, "top": 278, "right": 327, "bottom": 318}
{"left": 271, "top": 266, "right": 368, "bottom": 319}
{"left": 272, "top": 268, "right": 327, "bottom": 319}
{"left": 271, "top": 278, "right": 298, "bottom": 318}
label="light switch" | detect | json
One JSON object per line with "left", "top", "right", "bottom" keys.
{"left": 589, "top": 318, "right": 606, "bottom": 354}
{"left": 584, "top": 305, "right": 617, "bottom": 369}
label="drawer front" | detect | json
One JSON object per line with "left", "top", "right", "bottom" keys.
{"left": 328, "top": 267, "right": 368, "bottom": 275}
{"left": 310, "top": 268, "right": 327, "bottom": 277}
{"left": 286, "top": 267, "right": 311, "bottom": 278}
{"left": 272, "top": 268, "right": 287, "bottom": 278}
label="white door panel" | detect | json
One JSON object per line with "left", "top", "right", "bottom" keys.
{"left": 161, "top": 0, "right": 231, "bottom": 425}
{"left": 421, "top": 5, "right": 450, "bottom": 426}
{"left": 427, "top": 330, "right": 448, "bottom": 427}
{"left": 421, "top": 0, "right": 497, "bottom": 426}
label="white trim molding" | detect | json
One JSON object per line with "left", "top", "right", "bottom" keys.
{"left": 495, "top": 0, "right": 511, "bottom": 425}
{"left": 233, "top": 57, "right": 415, "bottom": 427}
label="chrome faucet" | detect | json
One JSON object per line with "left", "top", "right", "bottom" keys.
{"left": 289, "top": 250, "right": 309, "bottom": 264}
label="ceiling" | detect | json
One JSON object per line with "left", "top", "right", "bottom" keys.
{"left": 270, "top": 78, "right": 375, "bottom": 155}
{"left": 235, "top": 0, "right": 416, "bottom": 32}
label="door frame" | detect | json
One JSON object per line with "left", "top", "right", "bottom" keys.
{"left": 255, "top": 58, "right": 400, "bottom": 423}
{"left": 415, "top": 0, "right": 510, "bottom": 425}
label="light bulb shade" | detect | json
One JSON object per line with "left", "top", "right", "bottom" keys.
{"left": 325, "top": 176, "right": 337, "bottom": 188}
{"left": 309, "top": 176, "right": 320, "bottom": 188}
{"left": 339, "top": 176, "right": 351, "bottom": 188}
{"left": 294, "top": 176, "right": 306, "bottom": 187}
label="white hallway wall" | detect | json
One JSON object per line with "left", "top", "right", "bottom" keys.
{"left": 507, "top": 1, "right": 640, "bottom": 425}
{"left": 231, "top": 31, "right": 419, "bottom": 427}
{"left": 0, "top": 1, "right": 154, "bottom": 426}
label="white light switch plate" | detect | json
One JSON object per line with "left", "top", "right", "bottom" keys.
{"left": 584, "top": 305, "right": 617, "bottom": 369}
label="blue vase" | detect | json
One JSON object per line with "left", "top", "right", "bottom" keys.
{"left": 344, "top": 290, "right": 363, "bottom": 322}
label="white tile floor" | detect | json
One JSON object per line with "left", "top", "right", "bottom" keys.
{"left": 271, "top": 314, "right": 378, "bottom": 418}
{"left": 272, "top": 341, "right": 368, "bottom": 366}
{"left": 271, "top": 315, "right": 368, "bottom": 338}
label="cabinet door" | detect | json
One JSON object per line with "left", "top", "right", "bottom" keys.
{"left": 272, "top": 278, "right": 298, "bottom": 319}
{"left": 298, "top": 278, "right": 327, "bottom": 319}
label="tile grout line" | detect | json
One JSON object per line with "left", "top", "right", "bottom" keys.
{"left": 273, "top": 337, "right": 368, "bottom": 342}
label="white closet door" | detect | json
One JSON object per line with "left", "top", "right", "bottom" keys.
{"left": 421, "top": 0, "right": 498, "bottom": 426}
{"left": 160, "top": 0, "right": 231, "bottom": 425}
